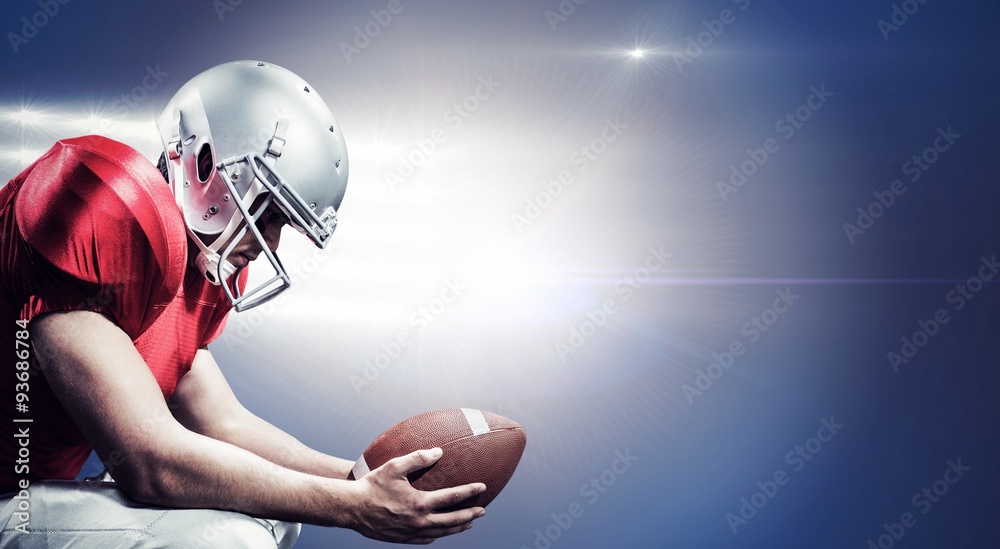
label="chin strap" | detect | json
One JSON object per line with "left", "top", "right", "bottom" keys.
{"left": 187, "top": 175, "right": 261, "bottom": 286}
{"left": 189, "top": 229, "right": 239, "bottom": 285}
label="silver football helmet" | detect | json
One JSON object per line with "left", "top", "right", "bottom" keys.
{"left": 156, "top": 60, "right": 349, "bottom": 311}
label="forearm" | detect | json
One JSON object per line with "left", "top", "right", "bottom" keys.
{"left": 30, "top": 312, "right": 482, "bottom": 544}
{"left": 170, "top": 349, "right": 355, "bottom": 479}
{"left": 132, "top": 421, "right": 359, "bottom": 527}
{"left": 212, "top": 409, "right": 355, "bottom": 480}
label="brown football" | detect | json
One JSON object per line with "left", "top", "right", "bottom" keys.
{"left": 347, "top": 408, "right": 527, "bottom": 509}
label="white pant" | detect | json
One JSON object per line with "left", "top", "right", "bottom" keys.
{"left": 0, "top": 480, "right": 299, "bottom": 548}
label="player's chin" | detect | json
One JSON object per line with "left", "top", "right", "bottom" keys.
{"left": 228, "top": 253, "right": 249, "bottom": 268}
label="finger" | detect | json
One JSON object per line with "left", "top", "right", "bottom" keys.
{"left": 424, "top": 482, "right": 487, "bottom": 511}
{"left": 411, "top": 521, "right": 475, "bottom": 543}
{"left": 424, "top": 507, "right": 485, "bottom": 529}
{"left": 385, "top": 448, "right": 443, "bottom": 477}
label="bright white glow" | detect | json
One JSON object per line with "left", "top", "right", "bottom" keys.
{"left": 460, "top": 250, "right": 538, "bottom": 302}
{"left": 0, "top": 101, "right": 166, "bottom": 178}
{"left": 2, "top": 107, "right": 157, "bottom": 138}
{"left": 369, "top": 140, "right": 395, "bottom": 158}
{"left": 16, "top": 149, "right": 39, "bottom": 163}
{"left": 9, "top": 109, "right": 43, "bottom": 125}
{"left": 1, "top": 149, "right": 44, "bottom": 166}
{"left": 631, "top": 49, "right": 645, "bottom": 58}
{"left": 78, "top": 115, "right": 109, "bottom": 129}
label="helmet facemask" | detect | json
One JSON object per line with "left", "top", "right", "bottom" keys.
{"left": 212, "top": 152, "right": 339, "bottom": 311}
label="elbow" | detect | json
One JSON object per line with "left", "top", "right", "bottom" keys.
{"left": 108, "top": 445, "right": 190, "bottom": 507}
{"left": 118, "top": 479, "right": 166, "bottom": 507}
{"left": 109, "top": 454, "right": 170, "bottom": 506}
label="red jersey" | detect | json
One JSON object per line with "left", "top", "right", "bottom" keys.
{"left": 0, "top": 136, "right": 242, "bottom": 493}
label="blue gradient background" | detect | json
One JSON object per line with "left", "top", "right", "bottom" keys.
{"left": 2, "top": 0, "right": 998, "bottom": 548}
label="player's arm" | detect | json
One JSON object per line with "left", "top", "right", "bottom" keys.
{"left": 170, "top": 348, "right": 355, "bottom": 480}
{"left": 31, "top": 310, "right": 485, "bottom": 543}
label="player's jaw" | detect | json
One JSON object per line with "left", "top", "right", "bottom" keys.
{"left": 239, "top": 204, "right": 285, "bottom": 256}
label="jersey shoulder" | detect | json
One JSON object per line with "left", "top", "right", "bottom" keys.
{"left": 13, "top": 136, "right": 188, "bottom": 324}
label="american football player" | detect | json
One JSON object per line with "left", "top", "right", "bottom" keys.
{"left": 0, "top": 61, "right": 485, "bottom": 547}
